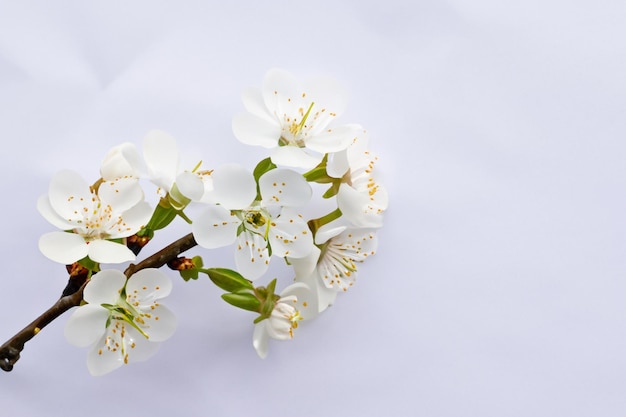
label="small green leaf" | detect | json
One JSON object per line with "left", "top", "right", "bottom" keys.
{"left": 221, "top": 292, "right": 261, "bottom": 312}
{"left": 206, "top": 268, "right": 254, "bottom": 292}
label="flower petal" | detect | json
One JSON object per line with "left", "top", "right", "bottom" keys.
{"left": 337, "top": 183, "right": 386, "bottom": 228}
{"left": 241, "top": 87, "right": 275, "bottom": 123}
{"left": 38, "top": 232, "right": 87, "bottom": 264}
{"left": 100, "top": 142, "right": 142, "bottom": 180}
{"left": 259, "top": 168, "right": 312, "bottom": 207}
{"left": 86, "top": 324, "right": 160, "bottom": 376}
{"left": 192, "top": 205, "right": 240, "bottom": 249}
{"left": 98, "top": 177, "right": 144, "bottom": 212}
{"left": 326, "top": 149, "right": 349, "bottom": 179}
{"left": 270, "top": 146, "right": 322, "bottom": 169}
{"left": 176, "top": 171, "right": 205, "bottom": 201}
{"left": 125, "top": 268, "right": 173, "bottom": 304}
{"left": 87, "top": 239, "right": 136, "bottom": 264}
{"left": 138, "top": 304, "right": 177, "bottom": 342}
{"left": 64, "top": 304, "right": 109, "bottom": 347}
{"left": 143, "top": 130, "right": 179, "bottom": 191}
{"left": 83, "top": 270, "right": 127, "bottom": 304}
{"left": 280, "top": 282, "right": 318, "bottom": 321}
{"left": 305, "top": 124, "right": 359, "bottom": 154}
{"left": 235, "top": 231, "right": 270, "bottom": 280}
{"left": 253, "top": 321, "right": 270, "bottom": 359}
{"left": 109, "top": 201, "right": 152, "bottom": 238}
{"left": 269, "top": 208, "right": 313, "bottom": 258}
{"left": 47, "top": 170, "right": 93, "bottom": 222}
{"left": 37, "top": 194, "right": 74, "bottom": 230}
{"left": 232, "top": 112, "right": 281, "bottom": 148}
{"left": 210, "top": 164, "right": 256, "bottom": 210}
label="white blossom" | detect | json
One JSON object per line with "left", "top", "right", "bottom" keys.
{"left": 64, "top": 269, "right": 176, "bottom": 376}
{"left": 37, "top": 170, "right": 152, "bottom": 264}
{"left": 232, "top": 68, "right": 361, "bottom": 169}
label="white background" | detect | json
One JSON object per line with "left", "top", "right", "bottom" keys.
{"left": 1, "top": 1, "right": 625, "bottom": 416}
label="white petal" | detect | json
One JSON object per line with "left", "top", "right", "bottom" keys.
{"left": 64, "top": 305, "right": 109, "bottom": 347}
{"left": 87, "top": 239, "right": 136, "bottom": 264}
{"left": 137, "top": 304, "right": 177, "bottom": 342}
{"left": 303, "top": 75, "right": 348, "bottom": 118}
{"left": 314, "top": 220, "right": 347, "bottom": 245}
{"left": 232, "top": 113, "right": 281, "bottom": 148}
{"left": 259, "top": 168, "right": 312, "bottom": 207}
{"left": 143, "top": 130, "right": 179, "bottom": 191}
{"left": 253, "top": 321, "right": 269, "bottom": 359}
{"left": 305, "top": 124, "right": 359, "bottom": 154}
{"left": 280, "top": 282, "right": 318, "bottom": 321}
{"left": 269, "top": 208, "right": 313, "bottom": 258}
{"left": 176, "top": 171, "right": 205, "bottom": 201}
{"left": 47, "top": 170, "right": 93, "bottom": 222}
{"left": 241, "top": 87, "right": 275, "bottom": 123}
{"left": 37, "top": 194, "right": 74, "bottom": 230}
{"left": 38, "top": 232, "right": 87, "bottom": 264}
{"left": 235, "top": 231, "right": 270, "bottom": 280}
{"left": 98, "top": 177, "right": 144, "bottom": 212}
{"left": 86, "top": 324, "right": 159, "bottom": 376}
{"left": 83, "top": 270, "right": 127, "bottom": 304}
{"left": 297, "top": 270, "right": 338, "bottom": 314}
{"left": 210, "top": 164, "right": 256, "bottom": 210}
{"left": 100, "top": 142, "right": 142, "bottom": 180}
{"left": 262, "top": 68, "right": 300, "bottom": 115}
{"left": 125, "top": 268, "right": 173, "bottom": 303}
{"left": 270, "top": 146, "right": 322, "bottom": 169}
{"left": 109, "top": 201, "right": 152, "bottom": 238}
{"left": 326, "top": 149, "right": 349, "bottom": 178}
{"left": 192, "top": 205, "right": 240, "bottom": 249}
{"left": 337, "top": 183, "right": 385, "bottom": 228}
{"left": 291, "top": 246, "right": 321, "bottom": 280}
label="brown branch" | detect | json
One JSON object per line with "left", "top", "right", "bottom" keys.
{"left": 0, "top": 233, "right": 197, "bottom": 372}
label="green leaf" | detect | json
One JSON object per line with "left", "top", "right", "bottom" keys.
{"left": 221, "top": 292, "right": 261, "bottom": 312}
{"left": 206, "top": 268, "right": 254, "bottom": 292}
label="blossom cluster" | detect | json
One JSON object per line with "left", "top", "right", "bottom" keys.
{"left": 39, "top": 69, "right": 388, "bottom": 375}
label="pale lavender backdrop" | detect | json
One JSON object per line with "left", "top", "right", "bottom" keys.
{"left": 1, "top": 1, "right": 625, "bottom": 416}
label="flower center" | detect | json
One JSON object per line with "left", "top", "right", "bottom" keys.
{"left": 280, "top": 101, "right": 315, "bottom": 147}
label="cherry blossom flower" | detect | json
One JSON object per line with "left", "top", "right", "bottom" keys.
{"left": 64, "top": 269, "right": 176, "bottom": 376}
{"left": 252, "top": 282, "right": 316, "bottom": 359}
{"left": 192, "top": 164, "right": 314, "bottom": 280}
{"left": 335, "top": 132, "right": 388, "bottom": 228}
{"left": 232, "top": 68, "right": 361, "bottom": 169}
{"left": 101, "top": 130, "right": 213, "bottom": 207}
{"left": 37, "top": 170, "right": 152, "bottom": 264}
{"left": 291, "top": 222, "right": 378, "bottom": 313}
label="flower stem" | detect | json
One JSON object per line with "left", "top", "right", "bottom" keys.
{"left": 0, "top": 233, "right": 198, "bottom": 372}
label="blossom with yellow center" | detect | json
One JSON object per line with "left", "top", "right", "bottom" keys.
{"left": 64, "top": 269, "right": 176, "bottom": 376}
{"left": 37, "top": 169, "right": 152, "bottom": 264}
{"left": 232, "top": 68, "right": 361, "bottom": 169}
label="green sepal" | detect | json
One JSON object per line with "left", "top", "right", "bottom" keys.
{"left": 141, "top": 199, "right": 178, "bottom": 234}
{"left": 307, "top": 208, "right": 342, "bottom": 236}
{"left": 253, "top": 157, "right": 277, "bottom": 200}
{"left": 77, "top": 256, "right": 99, "bottom": 273}
{"left": 180, "top": 269, "right": 198, "bottom": 281}
{"left": 206, "top": 268, "right": 254, "bottom": 292}
{"left": 302, "top": 155, "right": 334, "bottom": 183}
{"left": 221, "top": 292, "right": 261, "bottom": 312}
{"left": 322, "top": 181, "right": 341, "bottom": 198}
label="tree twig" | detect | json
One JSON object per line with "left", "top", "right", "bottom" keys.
{"left": 0, "top": 233, "right": 197, "bottom": 372}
